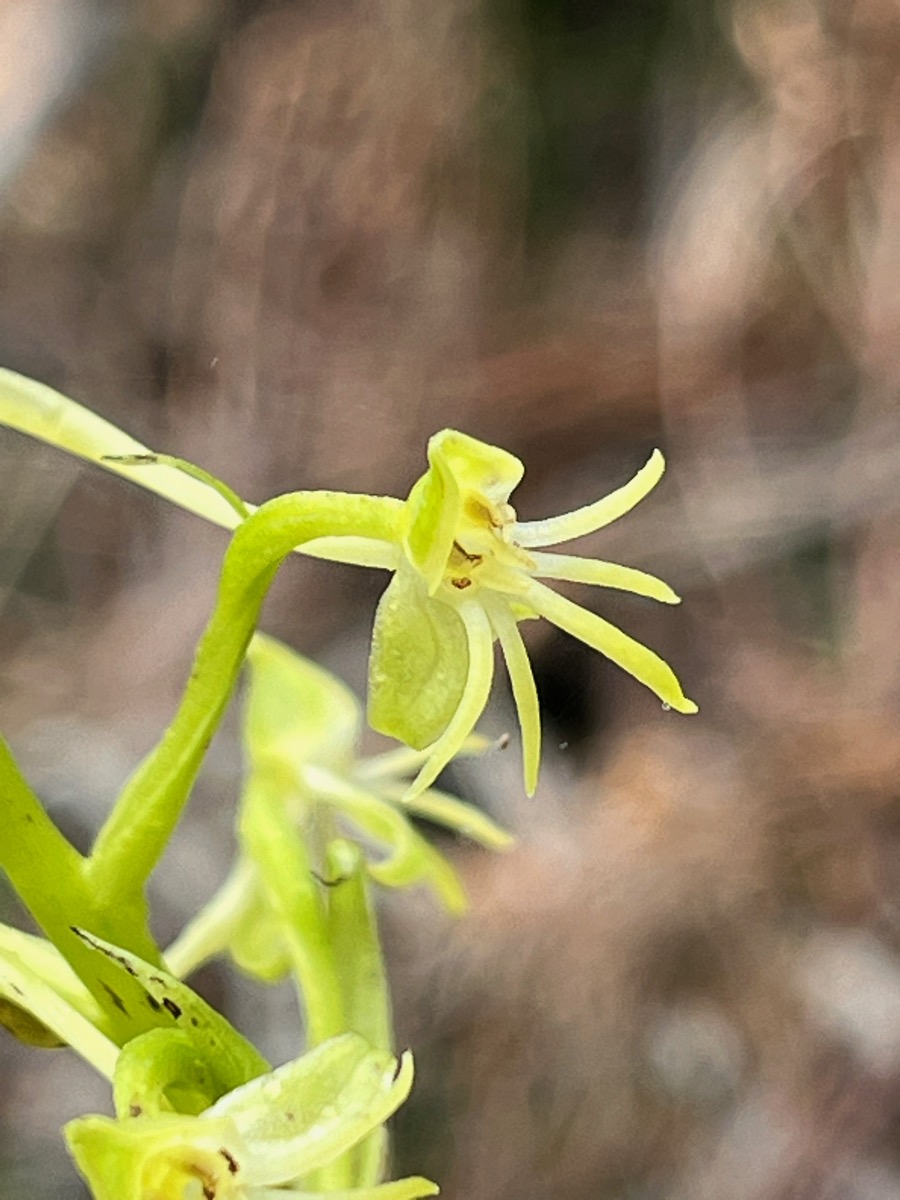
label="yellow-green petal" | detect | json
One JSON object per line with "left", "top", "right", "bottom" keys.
{"left": 530, "top": 551, "right": 680, "bottom": 603}
{"left": 402, "top": 456, "right": 460, "bottom": 594}
{"left": 368, "top": 570, "right": 469, "bottom": 751}
{"left": 514, "top": 450, "right": 665, "bottom": 547}
{"left": 208, "top": 1036, "right": 415, "bottom": 1186}
{"left": 300, "top": 536, "right": 400, "bottom": 570}
{"left": 355, "top": 734, "right": 489, "bottom": 784}
{"left": 265, "top": 1178, "right": 440, "bottom": 1199}
{"left": 407, "top": 601, "right": 495, "bottom": 798}
{"left": 305, "top": 767, "right": 467, "bottom": 913}
{"left": 0, "top": 930, "right": 117, "bottom": 1077}
{"left": 66, "top": 1111, "right": 240, "bottom": 1200}
{"left": 165, "top": 858, "right": 292, "bottom": 984}
{"left": 528, "top": 580, "right": 698, "bottom": 713}
{"left": 426, "top": 428, "right": 524, "bottom": 505}
{"left": 402, "top": 430, "right": 524, "bottom": 593}
{"left": 488, "top": 601, "right": 542, "bottom": 796}
{"left": 391, "top": 787, "right": 513, "bottom": 851}
{"left": 246, "top": 634, "right": 361, "bottom": 770}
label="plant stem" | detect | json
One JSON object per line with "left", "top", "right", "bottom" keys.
{"left": 86, "top": 491, "right": 401, "bottom": 916}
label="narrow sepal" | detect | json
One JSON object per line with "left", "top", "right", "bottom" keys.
{"left": 530, "top": 551, "right": 680, "bottom": 603}
{"left": 528, "top": 580, "right": 698, "bottom": 713}
{"left": 514, "top": 450, "right": 665, "bottom": 547}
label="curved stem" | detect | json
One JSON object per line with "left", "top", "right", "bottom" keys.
{"left": 86, "top": 491, "right": 400, "bottom": 915}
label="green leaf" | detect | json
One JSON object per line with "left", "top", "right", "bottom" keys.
{"left": 0, "top": 368, "right": 247, "bottom": 527}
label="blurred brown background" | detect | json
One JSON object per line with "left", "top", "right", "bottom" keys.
{"left": 2, "top": 0, "right": 900, "bottom": 1197}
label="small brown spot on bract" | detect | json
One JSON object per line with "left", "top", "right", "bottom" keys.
{"left": 100, "top": 982, "right": 128, "bottom": 1016}
{"left": 219, "top": 1148, "right": 239, "bottom": 1175}
{"left": 129, "top": 1104, "right": 142, "bottom": 1117}
{"left": 451, "top": 576, "right": 472, "bottom": 589}
{"left": 162, "top": 997, "right": 182, "bottom": 1019}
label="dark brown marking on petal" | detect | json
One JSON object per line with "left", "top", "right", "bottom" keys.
{"left": 219, "top": 1148, "right": 239, "bottom": 1175}
{"left": 451, "top": 577, "right": 472, "bottom": 589}
{"left": 162, "top": 996, "right": 182, "bottom": 1019}
{"left": 452, "top": 540, "right": 483, "bottom": 564}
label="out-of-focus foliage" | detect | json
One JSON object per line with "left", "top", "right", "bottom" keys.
{"left": 3, "top": 1, "right": 900, "bottom": 1198}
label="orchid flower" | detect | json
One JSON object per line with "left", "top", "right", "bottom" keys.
{"left": 166, "top": 635, "right": 511, "bottom": 1032}
{"left": 0, "top": 370, "right": 696, "bottom": 803}
{"left": 368, "top": 430, "right": 697, "bottom": 795}
{"left": 66, "top": 1032, "right": 436, "bottom": 1200}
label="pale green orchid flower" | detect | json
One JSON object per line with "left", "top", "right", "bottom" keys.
{"left": 0, "top": 370, "right": 695, "bottom": 802}
{"left": 167, "top": 635, "right": 512, "bottom": 989}
{"left": 368, "top": 430, "right": 697, "bottom": 796}
{"left": 67, "top": 1032, "right": 437, "bottom": 1200}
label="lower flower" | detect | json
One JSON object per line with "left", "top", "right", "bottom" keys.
{"left": 67, "top": 1033, "right": 437, "bottom": 1200}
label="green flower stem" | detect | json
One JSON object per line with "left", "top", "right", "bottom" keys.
{"left": 86, "top": 490, "right": 401, "bottom": 916}
{"left": 325, "top": 841, "right": 392, "bottom": 1054}
{"left": 241, "top": 777, "right": 347, "bottom": 1049}
{"left": 326, "top": 840, "right": 393, "bottom": 1188}
{"left": 241, "top": 789, "right": 354, "bottom": 1192}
